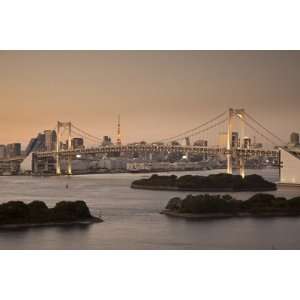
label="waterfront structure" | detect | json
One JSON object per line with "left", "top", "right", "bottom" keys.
{"left": 98, "top": 157, "right": 127, "bottom": 170}
{"left": 127, "top": 161, "right": 151, "bottom": 172}
{"left": 280, "top": 147, "right": 300, "bottom": 185}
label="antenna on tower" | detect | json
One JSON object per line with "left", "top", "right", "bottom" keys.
{"left": 117, "top": 114, "right": 122, "bottom": 145}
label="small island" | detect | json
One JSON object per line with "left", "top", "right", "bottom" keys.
{"left": 0, "top": 200, "right": 102, "bottom": 228}
{"left": 131, "top": 173, "right": 276, "bottom": 192}
{"left": 162, "top": 193, "right": 300, "bottom": 219}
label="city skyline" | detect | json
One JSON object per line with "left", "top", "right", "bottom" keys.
{"left": 1, "top": 51, "right": 300, "bottom": 145}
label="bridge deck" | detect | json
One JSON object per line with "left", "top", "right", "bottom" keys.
{"left": 33, "top": 145, "right": 279, "bottom": 158}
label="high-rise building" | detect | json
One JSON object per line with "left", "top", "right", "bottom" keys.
{"left": 0, "top": 145, "right": 6, "bottom": 159}
{"left": 71, "top": 138, "right": 84, "bottom": 149}
{"left": 290, "top": 132, "right": 299, "bottom": 145}
{"left": 243, "top": 137, "right": 251, "bottom": 149}
{"left": 102, "top": 136, "right": 113, "bottom": 146}
{"left": 232, "top": 132, "right": 239, "bottom": 148}
{"left": 44, "top": 130, "right": 57, "bottom": 151}
{"left": 6, "top": 143, "right": 21, "bottom": 157}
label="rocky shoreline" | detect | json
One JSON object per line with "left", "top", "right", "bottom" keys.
{"left": 161, "top": 209, "right": 300, "bottom": 220}
{"left": 131, "top": 183, "right": 276, "bottom": 192}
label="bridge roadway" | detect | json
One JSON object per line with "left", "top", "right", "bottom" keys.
{"left": 33, "top": 145, "right": 279, "bottom": 159}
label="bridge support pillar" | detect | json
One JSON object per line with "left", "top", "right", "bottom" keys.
{"left": 32, "top": 153, "right": 39, "bottom": 175}
{"left": 67, "top": 122, "right": 72, "bottom": 175}
{"left": 67, "top": 156, "right": 72, "bottom": 175}
{"left": 226, "top": 109, "right": 234, "bottom": 174}
{"left": 239, "top": 156, "right": 245, "bottom": 178}
{"left": 226, "top": 153, "right": 232, "bottom": 174}
{"left": 149, "top": 152, "right": 153, "bottom": 161}
{"left": 56, "top": 153, "right": 61, "bottom": 175}
{"left": 56, "top": 121, "right": 61, "bottom": 175}
{"left": 185, "top": 152, "right": 189, "bottom": 161}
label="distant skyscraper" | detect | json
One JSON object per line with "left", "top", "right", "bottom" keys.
{"left": 6, "top": 143, "right": 21, "bottom": 157}
{"left": 116, "top": 115, "right": 122, "bottom": 145}
{"left": 243, "top": 137, "right": 251, "bottom": 149}
{"left": 44, "top": 130, "right": 57, "bottom": 151}
{"left": 290, "top": 132, "right": 299, "bottom": 145}
{"left": 232, "top": 132, "right": 239, "bottom": 148}
{"left": 0, "top": 145, "right": 6, "bottom": 158}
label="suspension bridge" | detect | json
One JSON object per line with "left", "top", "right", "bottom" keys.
{"left": 23, "top": 108, "right": 281, "bottom": 176}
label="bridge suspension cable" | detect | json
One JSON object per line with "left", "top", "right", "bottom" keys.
{"left": 154, "top": 110, "right": 227, "bottom": 143}
{"left": 71, "top": 124, "right": 102, "bottom": 143}
{"left": 187, "top": 118, "right": 228, "bottom": 139}
{"left": 169, "top": 118, "right": 228, "bottom": 142}
{"left": 71, "top": 128, "right": 102, "bottom": 145}
{"left": 244, "top": 112, "right": 286, "bottom": 145}
{"left": 236, "top": 114, "right": 279, "bottom": 147}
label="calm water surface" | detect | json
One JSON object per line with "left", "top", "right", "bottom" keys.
{"left": 1, "top": 169, "right": 300, "bottom": 250}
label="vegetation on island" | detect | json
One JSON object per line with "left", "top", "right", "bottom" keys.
{"left": 132, "top": 173, "right": 276, "bottom": 192}
{"left": 0, "top": 200, "right": 102, "bottom": 227}
{"left": 163, "top": 193, "right": 300, "bottom": 218}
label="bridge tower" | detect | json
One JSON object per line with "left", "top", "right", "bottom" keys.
{"left": 226, "top": 108, "right": 246, "bottom": 177}
{"left": 226, "top": 108, "right": 234, "bottom": 174}
{"left": 234, "top": 109, "right": 246, "bottom": 178}
{"left": 56, "top": 121, "right": 72, "bottom": 176}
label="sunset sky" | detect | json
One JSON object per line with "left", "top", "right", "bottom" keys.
{"left": 0, "top": 51, "right": 300, "bottom": 147}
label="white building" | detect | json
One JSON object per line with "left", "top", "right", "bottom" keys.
{"left": 280, "top": 148, "right": 300, "bottom": 186}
